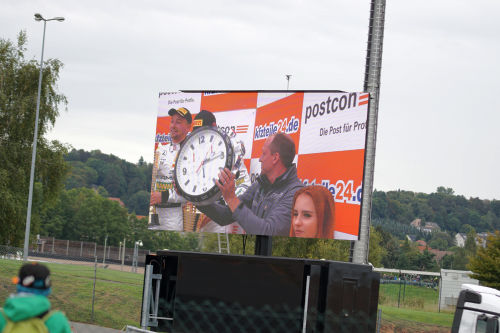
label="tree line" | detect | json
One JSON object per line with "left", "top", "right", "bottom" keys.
{"left": 372, "top": 187, "right": 500, "bottom": 234}
{"left": 64, "top": 148, "right": 152, "bottom": 216}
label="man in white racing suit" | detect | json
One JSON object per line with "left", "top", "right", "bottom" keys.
{"left": 149, "top": 107, "right": 192, "bottom": 231}
{"left": 192, "top": 110, "right": 251, "bottom": 234}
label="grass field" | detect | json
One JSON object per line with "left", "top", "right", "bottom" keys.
{"left": 379, "top": 283, "right": 440, "bottom": 311}
{"left": 378, "top": 283, "right": 454, "bottom": 331}
{"left": 0, "top": 258, "right": 143, "bottom": 329}
{"left": 380, "top": 305, "right": 454, "bottom": 327}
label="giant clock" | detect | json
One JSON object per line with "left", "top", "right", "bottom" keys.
{"left": 173, "top": 127, "right": 234, "bottom": 206}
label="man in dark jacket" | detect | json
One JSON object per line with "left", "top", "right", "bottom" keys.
{"left": 0, "top": 263, "right": 71, "bottom": 333}
{"left": 197, "top": 132, "right": 303, "bottom": 236}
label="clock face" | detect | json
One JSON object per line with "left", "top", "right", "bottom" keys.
{"left": 174, "top": 127, "right": 234, "bottom": 205}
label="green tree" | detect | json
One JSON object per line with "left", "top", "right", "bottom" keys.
{"left": 124, "top": 190, "right": 150, "bottom": 215}
{"left": 464, "top": 229, "right": 478, "bottom": 257}
{"left": 436, "top": 186, "right": 454, "bottom": 195}
{"left": 468, "top": 231, "right": 500, "bottom": 289}
{"left": 428, "top": 232, "right": 453, "bottom": 250}
{"left": 0, "top": 32, "right": 68, "bottom": 245}
{"left": 368, "top": 226, "right": 386, "bottom": 267}
{"left": 65, "top": 161, "right": 98, "bottom": 189}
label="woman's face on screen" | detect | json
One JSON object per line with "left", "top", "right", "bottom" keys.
{"left": 292, "top": 193, "right": 318, "bottom": 238}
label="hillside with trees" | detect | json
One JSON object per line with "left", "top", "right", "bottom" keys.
{"left": 371, "top": 187, "right": 500, "bottom": 271}
{"left": 64, "top": 148, "right": 153, "bottom": 216}
{"left": 372, "top": 187, "right": 500, "bottom": 234}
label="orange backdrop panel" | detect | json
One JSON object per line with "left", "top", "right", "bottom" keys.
{"left": 297, "top": 149, "right": 365, "bottom": 237}
{"left": 251, "top": 93, "right": 303, "bottom": 159}
{"left": 200, "top": 92, "right": 258, "bottom": 112}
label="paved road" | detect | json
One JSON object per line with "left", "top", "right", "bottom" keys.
{"left": 70, "top": 322, "right": 123, "bottom": 333}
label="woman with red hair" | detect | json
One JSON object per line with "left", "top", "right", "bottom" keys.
{"left": 290, "top": 185, "right": 335, "bottom": 239}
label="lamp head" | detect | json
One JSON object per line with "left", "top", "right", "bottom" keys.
{"left": 34, "top": 13, "right": 44, "bottom": 21}
{"left": 54, "top": 17, "right": 65, "bottom": 22}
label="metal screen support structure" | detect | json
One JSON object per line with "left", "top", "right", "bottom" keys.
{"left": 255, "top": 235, "right": 272, "bottom": 256}
{"left": 217, "top": 233, "right": 230, "bottom": 254}
{"left": 352, "top": 0, "right": 386, "bottom": 264}
{"left": 141, "top": 264, "right": 168, "bottom": 329}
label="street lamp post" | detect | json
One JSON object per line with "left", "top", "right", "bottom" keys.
{"left": 23, "top": 13, "right": 65, "bottom": 261}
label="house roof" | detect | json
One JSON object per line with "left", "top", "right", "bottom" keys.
{"left": 108, "top": 197, "right": 125, "bottom": 207}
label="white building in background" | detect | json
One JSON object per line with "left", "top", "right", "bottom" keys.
{"left": 455, "top": 233, "right": 467, "bottom": 247}
{"left": 454, "top": 232, "right": 489, "bottom": 248}
{"left": 439, "top": 269, "right": 478, "bottom": 311}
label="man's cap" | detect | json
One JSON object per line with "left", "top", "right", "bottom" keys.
{"left": 193, "top": 110, "right": 216, "bottom": 129}
{"left": 168, "top": 107, "right": 192, "bottom": 124}
{"left": 13, "top": 263, "right": 52, "bottom": 296}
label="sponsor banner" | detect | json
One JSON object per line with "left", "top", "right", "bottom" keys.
{"left": 150, "top": 91, "right": 368, "bottom": 241}
{"left": 252, "top": 93, "right": 303, "bottom": 159}
{"left": 155, "top": 117, "right": 173, "bottom": 146}
{"left": 297, "top": 150, "right": 365, "bottom": 237}
{"left": 158, "top": 92, "right": 201, "bottom": 117}
{"left": 207, "top": 109, "right": 256, "bottom": 160}
{"left": 299, "top": 92, "right": 368, "bottom": 155}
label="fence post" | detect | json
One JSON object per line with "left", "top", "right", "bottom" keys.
{"left": 52, "top": 237, "right": 55, "bottom": 254}
{"left": 397, "top": 271, "right": 402, "bottom": 308}
{"left": 121, "top": 238, "right": 126, "bottom": 271}
{"left": 103, "top": 235, "right": 108, "bottom": 265}
{"left": 376, "top": 308, "right": 382, "bottom": 333}
{"left": 80, "top": 241, "right": 83, "bottom": 257}
{"left": 91, "top": 256, "right": 97, "bottom": 322}
{"left": 402, "top": 274, "right": 407, "bottom": 305}
{"left": 66, "top": 240, "right": 69, "bottom": 256}
{"left": 438, "top": 272, "right": 442, "bottom": 313}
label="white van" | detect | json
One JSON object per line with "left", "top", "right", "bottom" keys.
{"left": 451, "top": 284, "right": 500, "bottom": 333}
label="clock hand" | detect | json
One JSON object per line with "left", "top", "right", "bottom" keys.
{"left": 196, "top": 151, "right": 210, "bottom": 173}
{"left": 203, "top": 151, "right": 224, "bottom": 164}
{"left": 196, "top": 162, "right": 203, "bottom": 174}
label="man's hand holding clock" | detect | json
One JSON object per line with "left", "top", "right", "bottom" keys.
{"left": 215, "top": 168, "right": 240, "bottom": 212}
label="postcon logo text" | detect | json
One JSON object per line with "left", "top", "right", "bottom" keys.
{"left": 304, "top": 93, "right": 367, "bottom": 124}
{"left": 254, "top": 116, "right": 300, "bottom": 140}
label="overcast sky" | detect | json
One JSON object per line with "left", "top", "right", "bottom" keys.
{"left": 1, "top": 0, "right": 499, "bottom": 200}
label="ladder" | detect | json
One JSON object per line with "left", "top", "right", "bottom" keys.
{"left": 217, "top": 233, "right": 230, "bottom": 254}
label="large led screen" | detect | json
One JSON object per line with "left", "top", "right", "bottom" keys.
{"left": 148, "top": 91, "right": 369, "bottom": 240}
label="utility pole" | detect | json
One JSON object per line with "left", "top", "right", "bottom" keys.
{"left": 352, "top": 0, "right": 386, "bottom": 264}
{"left": 23, "top": 13, "right": 65, "bottom": 261}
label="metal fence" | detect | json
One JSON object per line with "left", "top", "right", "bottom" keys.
{"left": 32, "top": 236, "right": 150, "bottom": 268}
{"left": 1, "top": 244, "right": 145, "bottom": 332}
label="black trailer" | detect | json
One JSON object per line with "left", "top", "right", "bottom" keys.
{"left": 140, "top": 250, "right": 379, "bottom": 333}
